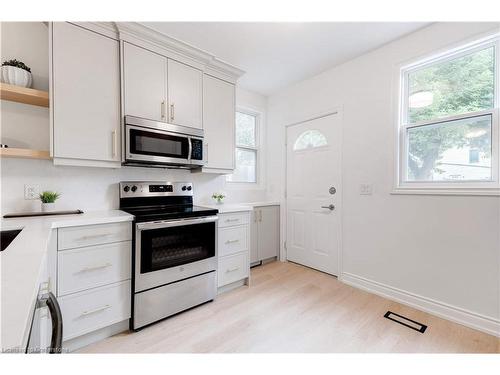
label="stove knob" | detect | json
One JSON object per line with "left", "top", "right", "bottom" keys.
{"left": 131, "top": 185, "right": 138, "bottom": 192}
{"left": 123, "top": 185, "right": 130, "bottom": 192}
{"left": 182, "top": 186, "right": 187, "bottom": 191}
{"left": 187, "top": 186, "right": 192, "bottom": 191}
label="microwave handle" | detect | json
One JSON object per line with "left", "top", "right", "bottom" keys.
{"left": 188, "top": 137, "right": 193, "bottom": 161}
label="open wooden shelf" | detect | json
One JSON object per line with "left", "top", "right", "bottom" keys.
{"left": 0, "top": 83, "right": 49, "bottom": 107}
{"left": 0, "top": 148, "right": 51, "bottom": 160}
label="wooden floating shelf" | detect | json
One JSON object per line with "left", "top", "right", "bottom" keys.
{"left": 0, "top": 148, "right": 51, "bottom": 160}
{"left": 0, "top": 83, "right": 49, "bottom": 107}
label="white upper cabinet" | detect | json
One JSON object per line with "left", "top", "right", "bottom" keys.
{"left": 167, "top": 60, "right": 203, "bottom": 129}
{"left": 52, "top": 23, "right": 121, "bottom": 167}
{"left": 123, "top": 43, "right": 167, "bottom": 122}
{"left": 202, "top": 75, "right": 235, "bottom": 172}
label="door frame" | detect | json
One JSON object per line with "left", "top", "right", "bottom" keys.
{"left": 282, "top": 107, "right": 344, "bottom": 277}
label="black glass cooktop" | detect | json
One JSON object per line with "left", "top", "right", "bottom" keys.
{"left": 121, "top": 205, "right": 218, "bottom": 222}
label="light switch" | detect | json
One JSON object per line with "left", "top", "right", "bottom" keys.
{"left": 24, "top": 184, "right": 40, "bottom": 200}
{"left": 360, "top": 184, "right": 373, "bottom": 195}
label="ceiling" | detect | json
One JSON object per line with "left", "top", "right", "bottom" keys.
{"left": 142, "top": 22, "right": 430, "bottom": 96}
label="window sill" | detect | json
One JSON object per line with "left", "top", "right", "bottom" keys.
{"left": 391, "top": 187, "right": 500, "bottom": 196}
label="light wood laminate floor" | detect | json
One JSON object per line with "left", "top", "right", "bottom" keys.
{"left": 80, "top": 261, "right": 500, "bottom": 353}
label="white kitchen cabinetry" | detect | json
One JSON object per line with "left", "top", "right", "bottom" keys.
{"left": 217, "top": 210, "right": 251, "bottom": 292}
{"left": 51, "top": 22, "right": 121, "bottom": 168}
{"left": 56, "top": 221, "right": 132, "bottom": 345}
{"left": 167, "top": 60, "right": 203, "bottom": 129}
{"left": 201, "top": 75, "right": 236, "bottom": 173}
{"left": 123, "top": 42, "right": 167, "bottom": 122}
{"left": 250, "top": 205, "right": 280, "bottom": 265}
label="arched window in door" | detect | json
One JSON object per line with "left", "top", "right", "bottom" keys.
{"left": 293, "top": 129, "right": 327, "bottom": 151}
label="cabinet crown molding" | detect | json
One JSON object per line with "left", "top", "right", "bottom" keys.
{"left": 114, "top": 22, "right": 245, "bottom": 83}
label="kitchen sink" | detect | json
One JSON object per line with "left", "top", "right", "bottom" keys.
{"left": 0, "top": 229, "right": 22, "bottom": 251}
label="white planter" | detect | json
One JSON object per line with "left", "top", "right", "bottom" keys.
{"left": 1, "top": 66, "right": 33, "bottom": 88}
{"left": 41, "top": 202, "right": 56, "bottom": 213}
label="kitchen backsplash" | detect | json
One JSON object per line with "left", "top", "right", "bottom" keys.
{"left": 0, "top": 158, "right": 267, "bottom": 214}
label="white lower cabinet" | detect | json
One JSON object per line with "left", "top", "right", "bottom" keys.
{"left": 217, "top": 211, "right": 251, "bottom": 291}
{"left": 250, "top": 205, "right": 280, "bottom": 265}
{"left": 56, "top": 221, "right": 132, "bottom": 347}
{"left": 58, "top": 281, "right": 131, "bottom": 341}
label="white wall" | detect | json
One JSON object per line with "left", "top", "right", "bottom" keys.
{"left": 267, "top": 22, "right": 500, "bottom": 330}
{"left": 0, "top": 22, "right": 267, "bottom": 215}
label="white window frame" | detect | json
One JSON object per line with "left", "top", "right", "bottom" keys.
{"left": 394, "top": 33, "right": 500, "bottom": 196}
{"left": 227, "top": 108, "right": 260, "bottom": 185}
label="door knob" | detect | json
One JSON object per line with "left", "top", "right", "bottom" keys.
{"left": 321, "top": 204, "right": 335, "bottom": 211}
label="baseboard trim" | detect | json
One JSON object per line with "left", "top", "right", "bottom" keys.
{"left": 340, "top": 272, "right": 500, "bottom": 337}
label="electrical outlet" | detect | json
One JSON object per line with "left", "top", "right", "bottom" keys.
{"left": 24, "top": 184, "right": 40, "bottom": 200}
{"left": 360, "top": 183, "right": 373, "bottom": 195}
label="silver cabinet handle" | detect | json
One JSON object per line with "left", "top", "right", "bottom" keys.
{"left": 80, "top": 304, "right": 111, "bottom": 317}
{"left": 225, "top": 218, "right": 240, "bottom": 223}
{"left": 170, "top": 103, "right": 175, "bottom": 122}
{"left": 161, "top": 100, "right": 166, "bottom": 120}
{"left": 78, "top": 263, "right": 112, "bottom": 273}
{"left": 226, "top": 267, "right": 240, "bottom": 273}
{"left": 225, "top": 239, "right": 240, "bottom": 244}
{"left": 111, "top": 130, "right": 117, "bottom": 158}
{"left": 259, "top": 210, "right": 263, "bottom": 222}
{"left": 78, "top": 233, "right": 110, "bottom": 241}
{"left": 321, "top": 204, "right": 335, "bottom": 211}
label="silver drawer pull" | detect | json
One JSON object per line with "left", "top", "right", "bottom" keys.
{"left": 225, "top": 239, "right": 240, "bottom": 244}
{"left": 225, "top": 218, "right": 240, "bottom": 222}
{"left": 78, "top": 263, "right": 112, "bottom": 273}
{"left": 226, "top": 267, "right": 240, "bottom": 273}
{"left": 80, "top": 304, "right": 111, "bottom": 316}
{"left": 78, "top": 233, "right": 110, "bottom": 241}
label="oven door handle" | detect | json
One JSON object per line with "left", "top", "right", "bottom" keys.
{"left": 136, "top": 216, "right": 218, "bottom": 231}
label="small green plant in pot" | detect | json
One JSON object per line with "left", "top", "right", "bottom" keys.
{"left": 211, "top": 192, "right": 225, "bottom": 204}
{"left": 1, "top": 59, "right": 32, "bottom": 88}
{"left": 39, "top": 191, "right": 60, "bottom": 212}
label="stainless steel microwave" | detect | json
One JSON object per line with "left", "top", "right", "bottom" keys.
{"left": 124, "top": 116, "right": 204, "bottom": 169}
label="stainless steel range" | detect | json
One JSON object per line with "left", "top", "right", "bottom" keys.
{"left": 119, "top": 181, "right": 218, "bottom": 330}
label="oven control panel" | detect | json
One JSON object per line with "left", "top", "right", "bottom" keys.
{"left": 120, "top": 182, "right": 193, "bottom": 198}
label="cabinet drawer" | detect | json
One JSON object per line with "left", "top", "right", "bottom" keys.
{"left": 218, "top": 212, "right": 249, "bottom": 228}
{"left": 218, "top": 253, "right": 248, "bottom": 287}
{"left": 58, "top": 280, "right": 131, "bottom": 341}
{"left": 219, "top": 226, "right": 247, "bottom": 256}
{"left": 58, "top": 222, "right": 132, "bottom": 250}
{"left": 57, "top": 241, "right": 131, "bottom": 296}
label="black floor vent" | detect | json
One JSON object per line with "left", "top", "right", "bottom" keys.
{"left": 384, "top": 311, "right": 427, "bottom": 333}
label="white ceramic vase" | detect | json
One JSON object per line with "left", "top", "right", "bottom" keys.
{"left": 1, "top": 66, "right": 33, "bottom": 88}
{"left": 41, "top": 202, "right": 56, "bottom": 213}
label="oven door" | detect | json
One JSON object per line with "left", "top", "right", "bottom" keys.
{"left": 134, "top": 216, "right": 218, "bottom": 292}
{"left": 125, "top": 124, "right": 191, "bottom": 166}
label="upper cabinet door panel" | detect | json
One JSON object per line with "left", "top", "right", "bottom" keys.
{"left": 123, "top": 42, "right": 166, "bottom": 121}
{"left": 52, "top": 22, "right": 120, "bottom": 162}
{"left": 203, "top": 75, "right": 235, "bottom": 170}
{"left": 167, "top": 59, "right": 203, "bottom": 129}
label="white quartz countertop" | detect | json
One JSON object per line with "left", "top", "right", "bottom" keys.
{"left": 0, "top": 210, "right": 133, "bottom": 351}
{"left": 201, "top": 202, "right": 280, "bottom": 214}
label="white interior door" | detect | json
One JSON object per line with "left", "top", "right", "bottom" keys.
{"left": 286, "top": 113, "right": 341, "bottom": 276}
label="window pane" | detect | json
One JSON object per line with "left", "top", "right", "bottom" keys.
{"left": 407, "top": 115, "right": 492, "bottom": 182}
{"left": 408, "top": 47, "right": 495, "bottom": 124}
{"left": 227, "top": 148, "right": 256, "bottom": 183}
{"left": 293, "top": 129, "right": 328, "bottom": 151}
{"left": 235, "top": 112, "right": 256, "bottom": 147}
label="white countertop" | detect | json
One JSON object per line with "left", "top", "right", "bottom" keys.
{"left": 240, "top": 201, "right": 281, "bottom": 208}
{"left": 0, "top": 210, "right": 133, "bottom": 351}
{"left": 201, "top": 202, "right": 280, "bottom": 214}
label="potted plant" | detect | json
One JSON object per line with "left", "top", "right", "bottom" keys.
{"left": 211, "top": 192, "right": 226, "bottom": 205}
{"left": 39, "top": 191, "right": 60, "bottom": 212}
{"left": 1, "top": 59, "right": 33, "bottom": 88}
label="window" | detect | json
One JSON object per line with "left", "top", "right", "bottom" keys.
{"left": 397, "top": 35, "right": 500, "bottom": 193}
{"left": 293, "top": 130, "right": 328, "bottom": 151}
{"left": 227, "top": 111, "right": 259, "bottom": 183}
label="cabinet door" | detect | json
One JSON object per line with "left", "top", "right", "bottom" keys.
{"left": 257, "top": 206, "right": 280, "bottom": 261}
{"left": 52, "top": 23, "right": 120, "bottom": 163}
{"left": 167, "top": 59, "right": 202, "bottom": 129}
{"left": 250, "top": 210, "right": 259, "bottom": 264}
{"left": 202, "top": 75, "right": 235, "bottom": 170}
{"left": 123, "top": 42, "right": 167, "bottom": 121}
